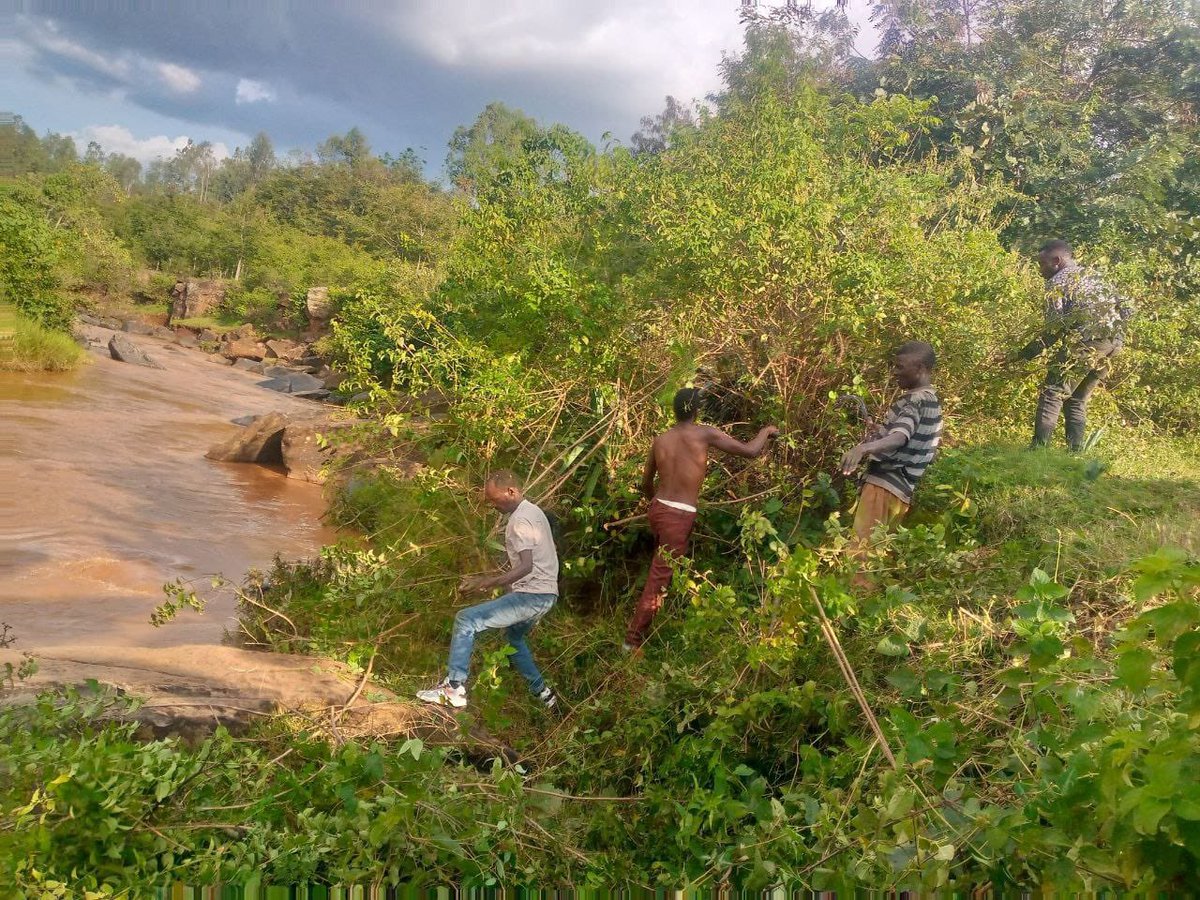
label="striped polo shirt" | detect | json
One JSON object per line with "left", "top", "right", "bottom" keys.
{"left": 864, "top": 387, "right": 943, "bottom": 504}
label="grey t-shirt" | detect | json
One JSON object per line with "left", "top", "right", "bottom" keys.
{"left": 506, "top": 499, "right": 559, "bottom": 596}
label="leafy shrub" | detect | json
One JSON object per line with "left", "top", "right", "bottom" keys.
{"left": 221, "top": 285, "right": 284, "bottom": 328}
{"left": 0, "top": 194, "right": 72, "bottom": 330}
{"left": 1, "top": 312, "right": 87, "bottom": 372}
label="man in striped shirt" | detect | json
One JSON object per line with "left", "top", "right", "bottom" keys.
{"left": 840, "top": 342, "right": 943, "bottom": 585}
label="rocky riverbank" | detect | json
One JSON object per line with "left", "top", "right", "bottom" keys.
{"left": 0, "top": 320, "right": 427, "bottom": 741}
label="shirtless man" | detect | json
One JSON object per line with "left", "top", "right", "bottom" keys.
{"left": 624, "top": 387, "right": 778, "bottom": 650}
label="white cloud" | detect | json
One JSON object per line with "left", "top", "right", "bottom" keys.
{"left": 0, "top": 36, "right": 37, "bottom": 68}
{"left": 157, "top": 62, "right": 201, "bottom": 93}
{"left": 24, "top": 17, "right": 133, "bottom": 81}
{"left": 235, "top": 78, "right": 276, "bottom": 104}
{"left": 387, "top": 0, "right": 744, "bottom": 112}
{"left": 73, "top": 124, "right": 230, "bottom": 164}
{"left": 385, "top": 0, "right": 877, "bottom": 117}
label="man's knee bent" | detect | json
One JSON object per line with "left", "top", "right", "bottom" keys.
{"left": 452, "top": 608, "right": 484, "bottom": 635}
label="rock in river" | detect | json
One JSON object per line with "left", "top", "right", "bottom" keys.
{"left": 108, "top": 333, "right": 164, "bottom": 369}
{"left": 258, "top": 371, "right": 326, "bottom": 395}
{"left": 205, "top": 411, "right": 290, "bottom": 464}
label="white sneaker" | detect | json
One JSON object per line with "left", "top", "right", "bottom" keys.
{"left": 536, "top": 686, "right": 558, "bottom": 710}
{"left": 416, "top": 680, "right": 467, "bottom": 708}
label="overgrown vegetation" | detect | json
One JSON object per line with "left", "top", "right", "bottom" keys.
{"left": 3, "top": 0, "right": 1200, "bottom": 891}
{"left": 0, "top": 311, "right": 88, "bottom": 372}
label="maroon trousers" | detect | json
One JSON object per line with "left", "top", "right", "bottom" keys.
{"left": 625, "top": 499, "right": 697, "bottom": 647}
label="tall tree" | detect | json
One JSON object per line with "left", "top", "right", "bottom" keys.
{"left": 40, "top": 132, "right": 79, "bottom": 172}
{"left": 869, "top": 0, "right": 1200, "bottom": 253}
{"left": 445, "top": 102, "right": 542, "bottom": 190}
{"left": 630, "top": 96, "right": 699, "bottom": 156}
{"left": 210, "top": 132, "right": 276, "bottom": 202}
{"left": 316, "top": 127, "right": 371, "bottom": 167}
{"left": 103, "top": 154, "right": 142, "bottom": 194}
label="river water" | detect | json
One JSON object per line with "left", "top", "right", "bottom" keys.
{"left": 0, "top": 329, "right": 338, "bottom": 651}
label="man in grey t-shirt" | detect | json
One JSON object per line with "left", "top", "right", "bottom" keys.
{"left": 417, "top": 470, "right": 560, "bottom": 710}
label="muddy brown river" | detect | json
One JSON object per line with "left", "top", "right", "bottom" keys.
{"left": 0, "top": 329, "right": 339, "bottom": 652}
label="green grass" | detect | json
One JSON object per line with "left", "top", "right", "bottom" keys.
{"left": 169, "top": 316, "right": 231, "bottom": 332}
{"left": 7, "top": 421, "right": 1200, "bottom": 890}
{"left": 920, "top": 432, "right": 1200, "bottom": 575}
{"left": 0, "top": 312, "right": 87, "bottom": 372}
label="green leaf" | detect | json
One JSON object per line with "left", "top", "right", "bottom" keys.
{"left": 886, "top": 667, "right": 921, "bottom": 695}
{"left": 1133, "top": 797, "right": 1172, "bottom": 835}
{"left": 1116, "top": 647, "right": 1155, "bottom": 691}
{"left": 1174, "top": 631, "right": 1200, "bottom": 690}
{"left": 1174, "top": 787, "right": 1200, "bottom": 821}
{"left": 876, "top": 635, "right": 910, "bottom": 657}
{"left": 1139, "top": 602, "right": 1200, "bottom": 643}
{"left": 885, "top": 787, "right": 916, "bottom": 820}
{"left": 399, "top": 738, "right": 424, "bottom": 761}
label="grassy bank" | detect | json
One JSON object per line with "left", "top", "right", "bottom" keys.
{"left": 0, "top": 311, "right": 86, "bottom": 372}
{"left": 3, "top": 427, "right": 1199, "bottom": 893}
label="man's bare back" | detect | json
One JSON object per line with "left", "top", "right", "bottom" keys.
{"left": 644, "top": 421, "right": 779, "bottom": 507}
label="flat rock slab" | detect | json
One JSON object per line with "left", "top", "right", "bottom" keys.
{"left": 109, "top": 333, "right": 164, "bottom": 369}
{"left": 78, "top": 312, "right": 123, "bottom": 330}
{"left": 0, "top": 645, "right": 512, "bottom": 751}
{"left": 0, "top": 643, "right": 451, "bottom": 744}
{"left": 258, "top": 372, "right": 326, "bottom": 395}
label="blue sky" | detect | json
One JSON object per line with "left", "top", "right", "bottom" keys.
{"left": 2, "top": 1, "right": 877, "bottom": 176}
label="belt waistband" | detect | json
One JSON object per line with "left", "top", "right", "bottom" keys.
{"left": 655, "top": 497, "right": 697, "bottom": 514}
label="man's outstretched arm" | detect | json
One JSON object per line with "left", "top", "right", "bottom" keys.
{"left": 841, "top": 430, "right": 908, "bottom": 475}
{"left": 707, "top": 425, "right": 779, "bottom": 459}
{"left": 461, "top": 549, "right": 533, "bottom": 593}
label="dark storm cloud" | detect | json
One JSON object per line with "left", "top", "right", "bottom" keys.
{"left": 13, "top": 2, "right": 757, "bottom": 168}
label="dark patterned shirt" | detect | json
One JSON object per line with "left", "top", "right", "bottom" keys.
{"left": 865, "top": 387, "right": 943, "bottom": 504}
{"left": 1046, "top": 264, "right": 1126, "bottom": 345}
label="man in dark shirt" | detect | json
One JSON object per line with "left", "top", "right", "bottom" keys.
{"left": 1016, "top": 239, "right": 1130, "bottom": 451}
{"left": 841, "top": 342, "right": 944, "bottom": 586}
{"left": 624, "top": 387, "right": 778, "bottom": 649}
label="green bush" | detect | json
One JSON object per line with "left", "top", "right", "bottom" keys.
{"left": 2, "top": 314, "right": 87, "bottom": 372}
{"left": 221, "top": 285, "right": 285, "bottom": 328}
{"left": 0, "top": 195, "right": 72, "bottom": 330}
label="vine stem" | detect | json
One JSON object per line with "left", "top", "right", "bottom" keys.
{"left": 809, "top": 586, "right": 899, "bottom": 770}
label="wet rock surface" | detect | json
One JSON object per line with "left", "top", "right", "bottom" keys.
{"left": 205, "top": 411, "right": 290, "bottom": 463}
{"left": 108, "top": 333, "right": 164, "bottom": 369}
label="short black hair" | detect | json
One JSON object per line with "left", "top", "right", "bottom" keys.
{"left": 486, "top": 469, "right": 522, "bottom": 490}
{"left": 895, "top": 340, "right": 936, "bottom": 370}
{"left": 673, "top": 387, "right": 702, "bottom": 422}
{"left": 1039, "top": 239, "right": 1073, "bottom": 256}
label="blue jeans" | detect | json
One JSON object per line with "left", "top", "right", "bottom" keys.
{"left": 446, "top": 591, "right": 556, "bottom": 693}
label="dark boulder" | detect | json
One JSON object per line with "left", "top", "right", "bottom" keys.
{"left": 257, "top": 372, "right": 326, "bottom": 394}
{"left": 205, "top": 412, "right": 290, "bottom": 464}
{"left": 108, "top": 334, "right": 163, "bottom": 369}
